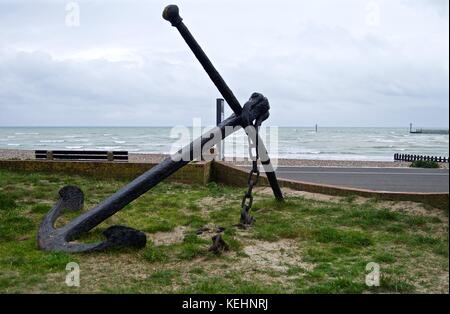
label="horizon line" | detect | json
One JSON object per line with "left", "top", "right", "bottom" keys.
{"left": 0, "top": 125, "right": 449, "bottom": 129}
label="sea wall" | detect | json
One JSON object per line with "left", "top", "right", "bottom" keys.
{"left": 0, "top": 159, "right": 447, "bottom": 210}
{"left": 0, "top": 160, "right": 210, "bottom": 185}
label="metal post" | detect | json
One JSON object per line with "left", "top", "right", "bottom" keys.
{"left": 216, "top": 98, "right": 225, "bottom": 160}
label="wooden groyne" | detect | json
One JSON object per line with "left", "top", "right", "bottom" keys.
{"left": 394, "top": 153, "right": 448, "bottom": 163}
{"left": 409, "top": 123, "right": 449, "bottom": 134}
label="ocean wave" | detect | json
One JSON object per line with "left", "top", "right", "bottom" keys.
{"left": 39, "top": 140, "right": 65, "bottom": 143}
{"left": 2, "top": 127, "right": 447, "bottom": 160}
{"left": 96, "top": 146, "right": 121, "bottom": 150}
{"left": 62, "top": 135, "right": 84, "bottom": 138}
{"left": 70, "top": 139, "right": 90, "bottom": 142}
{"left": 65, "top": 146, "right": 83, "bottom": 149}
{"left": 15, "top": 132, "right": 39, "bottom": 135}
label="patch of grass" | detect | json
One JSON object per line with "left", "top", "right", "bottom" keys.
{"left": 329, "top": 246, "right": 352, "bottom": 255}
{"left": 184, "top": 215, "right": 208, "bottom": 229}
{"left": 143, "top": 244, "right": 169, "bottom": 263}
{"left": 0, "top": 192, "right": 17, "bottom": 211}
{"left": 180, "top": 276, "right": 285, "bottom": 294}
{"left": 177, "top": 243, "right": 205, "bottom": 260}
{"left": 342, "top": 195, "right": 357, "bottom": 203}
{"left": 407, "top": 234, "right": 441, "bottom": 246}
{"left": 340, "top": 207, "right": 401, "bottom": 227}
{"left": 410, "top": 160, "right": 439, "bottom": 169}
{"left": 304, "top": 247, "right": 337, "bottom": 263}
{"left": 403, "top": 215, "right": 439, "bottom": 227}
{"left": 385, "top": 223, "right": 405, "bottom": 233}
{"left": 313, "top": 227, "right": 372, "bottom": 247}
{"left": 221, "top": 234, "right": 242, "bottom": 252}
{"left": 253, "top": 211, "right": 308, "bottom": 241}
{"left": 206, "top": 182, "right": 227, "bottom": 197}
{"left": 0, "top": 210, "right": 34, "bottom": 242}
{"left": 0, "top": 240, "right": 73, "bottom": 283}
{"left": 287, "top": 265, "right": 307, "bottom": 276}
{"left": 373, "top": 252, "right": 396, "bottom": 264}
{"left": 189, "top": 267, "right": 205, "bottom": 275}
{"left": 142, "top": 218, "right": 177, "bottom": 233}
{"left": 370, "top": 275, "right": 415, "bottom": 293}
{"left": 299, "top": 278, "right": 365, "bottom": 294}
{"left": 432, "top": 242, "right": 449, "bottom": 257}
{"left": 30, "top": 204, "right": 51, "bottom": 214}
{"left": 149, "top": 270, "right": 178, "bottom": 286}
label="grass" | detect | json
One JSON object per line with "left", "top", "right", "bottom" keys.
{"left": 410, "top": 160, "right": 440, "bottom": 168}
{"left": 0, "top": 169, "right": 448, "bottom": 293}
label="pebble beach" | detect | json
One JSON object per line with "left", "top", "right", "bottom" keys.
{"left": 1, "top": 148, "right": 447, "bottom": 169}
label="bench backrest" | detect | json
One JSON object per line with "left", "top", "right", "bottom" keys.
{"left": 35, "top": 150, "right": 128, "bottom": 162}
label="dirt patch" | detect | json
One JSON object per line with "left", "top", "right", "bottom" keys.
{"left": 41, "top": 252, "right": 156, "bottom": 293}
{"left": 149, "top": 226, "right": 186, "bottom": 245}
{"left": 254, "top": 187, "right": 342, "bottom": 203}
{"left": 198, "top": 196, "right": 234, "bottom": 212}
{"left": 380, "top": 201, "right": 448, "bottom": 220}
{"left": 197, "top": 196, "right": 238, "bottom": 218}
{"left": 255, "top": 187, "right": 448, "bottom": 220}
{"left": 242, "top": 239, "right": 314, "bottom": 273}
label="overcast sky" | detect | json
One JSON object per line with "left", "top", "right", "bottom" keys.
{"left": 0, "top": 0, "right": 448, "bottom": 127}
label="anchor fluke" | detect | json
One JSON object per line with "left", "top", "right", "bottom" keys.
{"left": 37, "top": 186, "right": 147, "bottom": 253}
{"left": 59, "top": 185, "right": 84, "bottom": 212}
{"left": 98, "top": 225, "right": 147, "bottom": 250}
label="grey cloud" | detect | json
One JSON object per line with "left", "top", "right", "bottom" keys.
{"left": 0, "top": 0, "right": 448, "bottom": 127}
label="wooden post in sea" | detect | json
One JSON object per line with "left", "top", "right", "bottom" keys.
{"left": 315, "top": 124, "right": 318, "bottom": 133}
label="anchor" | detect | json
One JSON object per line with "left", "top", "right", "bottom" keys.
{"left": 37, "top": 5, "right": 284, "bottom": 253}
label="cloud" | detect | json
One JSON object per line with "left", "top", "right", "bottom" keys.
{"left": 0, "top": 0, "right": 448, "bottom": 127}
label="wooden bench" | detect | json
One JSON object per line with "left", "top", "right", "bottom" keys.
{"left": 35, "top": 150, "right": 128, "bottom": 162}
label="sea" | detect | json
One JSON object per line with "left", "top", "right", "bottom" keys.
{"left": 0, "top": 127, "right": 448, "bottom": 161}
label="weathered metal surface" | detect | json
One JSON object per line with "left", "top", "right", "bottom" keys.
{"left": 37, "top": 5, "right": 283, "bottom": 253}
{"left": 163, "top": 5, "right": 283, "bottom": 201}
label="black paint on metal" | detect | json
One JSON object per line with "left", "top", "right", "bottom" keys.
{"left": 38, "top": 5, "right": 284, "bottom": 253}
{"left": 163, "top": 4, "right": 283, "bottom": 201}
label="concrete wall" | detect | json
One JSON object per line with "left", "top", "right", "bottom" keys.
{"left": 0, "top": 159, "right": 447, "bottom": 209}
{"left": 211, "top": 162, "right": 449, "bottom": 210}
{"left": 0, "top": 160, "right": 210, "bottom": 185}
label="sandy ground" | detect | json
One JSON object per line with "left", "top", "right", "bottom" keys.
{"left": 0, "top": 148, "right": 448, "bottom": 169}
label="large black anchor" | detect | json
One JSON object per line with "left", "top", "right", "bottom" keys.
{"left": 37, "top": 5, "right": 283, "bottom": 253}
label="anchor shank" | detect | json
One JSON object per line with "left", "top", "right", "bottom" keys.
{"left": 174, "top": 21, "right": 243, "bottom": 116}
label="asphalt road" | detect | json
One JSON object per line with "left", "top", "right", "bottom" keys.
{"left": 246, "top": 166, "right": 449, "bottom": 193}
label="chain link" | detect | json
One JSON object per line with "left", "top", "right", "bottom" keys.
{"left": 239, "top": 124, "right": 261, "bottom": 227}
